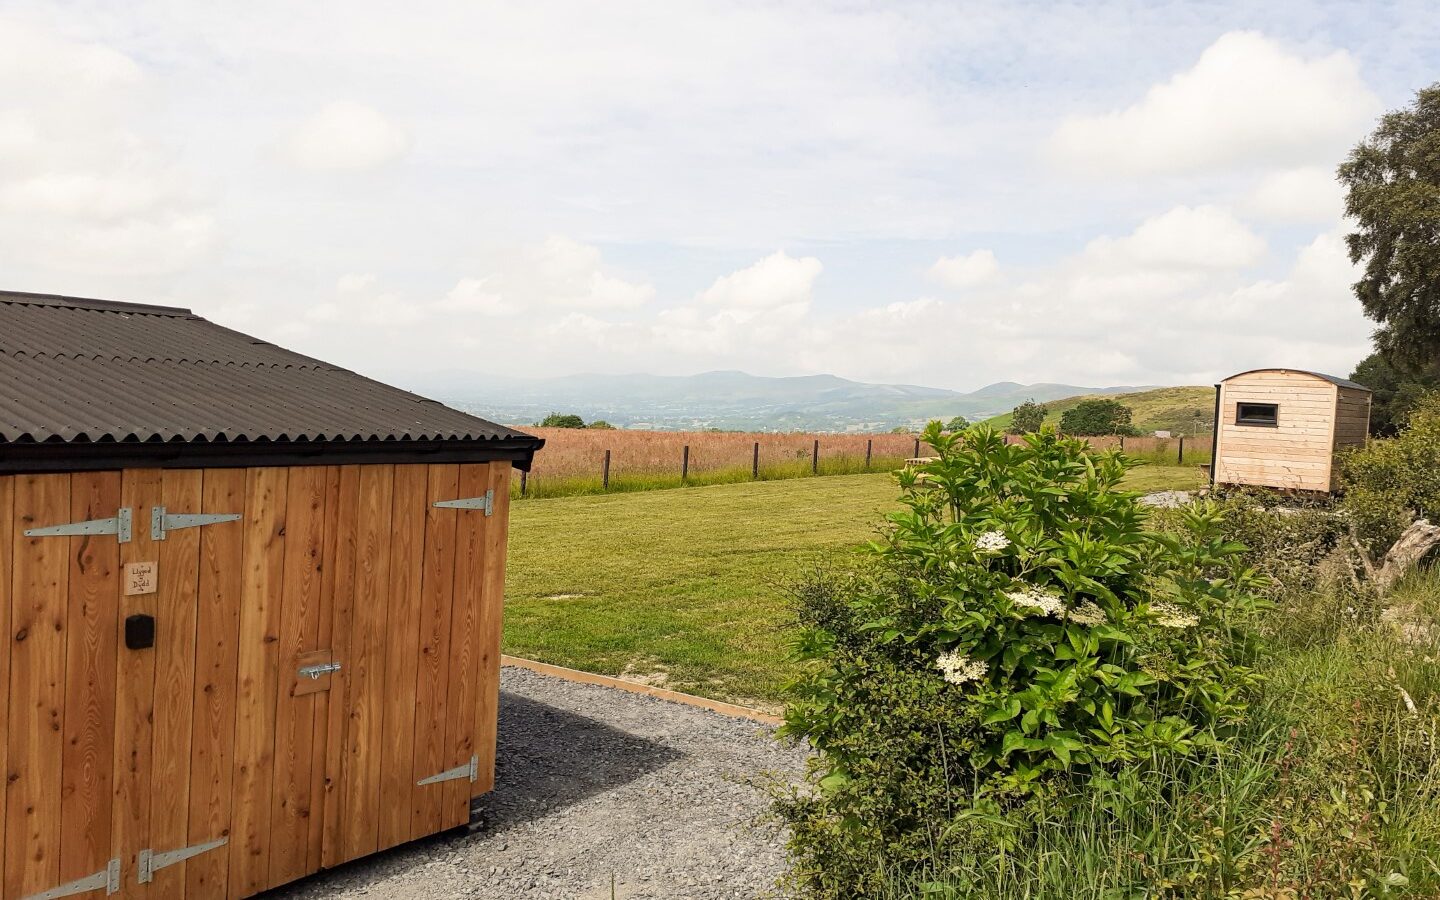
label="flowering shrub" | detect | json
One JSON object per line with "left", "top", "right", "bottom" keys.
{"left": 778, "top": 424, "right": 1267, "bottom": 896}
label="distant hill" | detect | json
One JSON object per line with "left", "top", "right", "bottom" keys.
{"left": 428, "top": 370, "right": 1160, "bottom": 432}
{"left": 981, "top": 386, "right": 1215, "bottom": 436}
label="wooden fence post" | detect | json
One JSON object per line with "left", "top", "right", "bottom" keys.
{"left": 603, "top": 448, "right": 611, "bottom": 489}
{"left": 682, "top": 445, "right": 690, "bottom": 482}
{"left": 812, "top": 439, "right": 819, "bottom": 474}
{"left": 913, "top": 438, "right": 920, "bottom": 458}
{"left": 865, "top": 439, "right": 872, "bottom": 469}
{"left": 752, "top": 442, "right": 760, "bottom": 479}
{"left": 1119, "top": 436, "right": 1126, "bottom": 452}
{"left": 520, "top": 470, "right": 528, "bottom": 497}
{"left": 1177, "top": 436, "right": 1185, "bottom": 465}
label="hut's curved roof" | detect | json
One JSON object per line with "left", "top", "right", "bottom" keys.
{"left": 1221, "top": 368, "right": 1370, "bottom": 392}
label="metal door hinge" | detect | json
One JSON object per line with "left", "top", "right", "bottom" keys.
{"left": 25, "top": 508, "right": 132, "bottom": 544}
{"left": 434, "top": 489, "right": 493, "bottom": 516}
{"left": 136, "top": 837, "right": 227, "bottom": 884}
{"left": 298, "top": 660, "right": 342, "bottom": 680}
{"left": 20, "top": 859, "right": 120, "bottom": 899}
{"left": 150, "top": 506, "right": 241, "bottom": 540}
{"left": 417, "top": 755, "right": 478, "bottom": 786}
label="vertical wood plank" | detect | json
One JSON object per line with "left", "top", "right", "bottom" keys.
{"left": 268, "top": 466, "right": 327, "bottom": 888}
{"left": 377, "top": 465, "right": 426, "bottom": 849}
{"left": 58, "top": 471, "right": 121, "bottom": 888}
{"left": 229, "top": 467, "right": 288, "bottom": 897}
{"left": 4, "top": 474, "right": 71, "bottom": 897}
{"left": 187, "top": 468, "right": 247, "bottom": 900}
{"left": 309, "top": 467, "right": 343, "bottom": 872}
{"left": 337, "top": 465, "right": 394, "bottom": 862}
{"left": 408, "top": 465, "right": 459, "bottom": 839}
{"left": 148, "top": 469, "right": 205, "bottom": 896}
{"left": 442, "top": 464, "right": 490, "bottom": 826}
{"left": 474, "top": 462, "right": 513, "bottom": 796}
{"left": 113, "top": 468, "right": 164, "bottom": 895}
{"left": 0, "top": 476, "right": 12, "bottom": 892}
{"left": 319, "top": 466, "right": 360, "bottom": 870}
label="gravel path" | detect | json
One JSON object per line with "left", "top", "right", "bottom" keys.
{"left": 271, "top": 666, "right": 807, "bottom": 899}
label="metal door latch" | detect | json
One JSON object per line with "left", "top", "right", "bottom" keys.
{"left": 298, "top": 661, "right": 342, "bottom": 680}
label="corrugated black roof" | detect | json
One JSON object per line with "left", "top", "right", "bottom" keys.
{"left": 1223, "top": 367, "right": 1372, "bottom": 393}
{"left": 0, "top": 291, "right": 541, "bottom": 451}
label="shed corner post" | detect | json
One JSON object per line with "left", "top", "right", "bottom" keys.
{"left": 1209, "top": 383, "right": 1222, "bottom": 487}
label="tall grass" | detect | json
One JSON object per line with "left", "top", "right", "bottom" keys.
{"left": 880, "top": 568, "right": 1440, "bottom": 898}
{"left": 513, "top": 427, "right": 1212, "bottom": 500}
{"left": 512, "top": 453, "right": 915, "bottom": 499}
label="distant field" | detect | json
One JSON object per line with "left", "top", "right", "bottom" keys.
{"left": 503, "top": 464, "right": 1207, "bottom": 707}
{"left": 982, "top": 385, "right": 1215, "bottom": 436}
{"left": 512, "top": 427, "right": 930, "bottom": 498}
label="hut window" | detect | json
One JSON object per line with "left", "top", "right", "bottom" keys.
{"left": 1235, "top": 402, "right": 1278, "bottom": 426}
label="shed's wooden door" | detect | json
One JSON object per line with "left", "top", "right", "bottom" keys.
{"left": 321, "top": 461, "right": 507, "bottom": 867}
{"left": 0, "top": 469, "right": 241, "bottom": 900}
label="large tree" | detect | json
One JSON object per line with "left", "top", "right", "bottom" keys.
{"left": 1350, "top": 350, "right": 1440, "bottom": 435}
{"left": 1009, "top": 399, "right": 1046, "bottom": 434}
{"left": 1338, "top": 85, "right": 1440, "bottom": 371}
{"left": 1059, "top": 398, "right": 1135, "bottom": 436}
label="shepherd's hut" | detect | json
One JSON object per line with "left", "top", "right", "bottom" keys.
{"left": 1210, "top": 367, "right": 1371, "bottom": 493}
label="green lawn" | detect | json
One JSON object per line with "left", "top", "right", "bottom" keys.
{"left": 503, "top": 465, "right": 1206, "bottom": 707}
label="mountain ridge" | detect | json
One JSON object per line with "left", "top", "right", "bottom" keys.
{"left": 432, "top": 370, "right": 1166, "bottom": 432}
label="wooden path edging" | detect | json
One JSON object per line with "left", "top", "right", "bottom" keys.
{"left": 500, "top": 655, "right": 783, "bottom": 726}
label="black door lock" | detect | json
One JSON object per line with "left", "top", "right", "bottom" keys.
{"left": 125, "top": 614, "right": 156, "bottom": 650}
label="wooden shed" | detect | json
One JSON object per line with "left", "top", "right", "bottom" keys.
{"left": 1210, "top": 368, "right": 1371, "bottom": 493}
{"left": 0, "top": 291, "right": 542, "bottom": 899}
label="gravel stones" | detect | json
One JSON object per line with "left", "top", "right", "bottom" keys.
{"left": 273, "top": 665, "right": 807, "bottom": 899}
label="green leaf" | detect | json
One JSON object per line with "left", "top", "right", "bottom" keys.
{"left": 983, "top": 697, "right": 1022, "bottom": 724}
{"left": 818, "top": 771, "right": 849, "bottom": 794}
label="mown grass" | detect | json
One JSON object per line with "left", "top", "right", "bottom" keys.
{"left": 879, "top": 569, "right": 1440, "bottom": 899}
{"left": 503, "top": 465, "right": 1207, "bottom": 707}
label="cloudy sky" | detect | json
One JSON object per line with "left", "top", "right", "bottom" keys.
{"left": 2, "top": 1, "right": 1436, "bottom": 392}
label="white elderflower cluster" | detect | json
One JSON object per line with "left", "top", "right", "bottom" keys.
{"left": 974, "top": 530, "right": 1011, "bottom": 553}
{"left": 935, "top": 650, "right": 988, "bottom": 685}
{"left": 1005, "top": 585, "right": 1063, "bottom": 617}
{"left": 1151, "top": 601, "right": 1198, "bottom": 629}
{"left": 1068, "top": 600, "right": 1107, "bottom": 626}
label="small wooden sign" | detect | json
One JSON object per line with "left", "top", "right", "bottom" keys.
{"left": 124, "top": 561, "right": 157, "bottom": 596}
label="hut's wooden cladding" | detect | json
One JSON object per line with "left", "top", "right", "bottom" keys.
{"left": 1212, "top": 368, "right": 1371, "bottom": 493}
{"left": 0, "top": 461, "right": 511, "bottom": 900}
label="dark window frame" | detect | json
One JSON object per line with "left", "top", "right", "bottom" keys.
{"left": 1235, "top": 402, "right": 1279, "bottom": 427}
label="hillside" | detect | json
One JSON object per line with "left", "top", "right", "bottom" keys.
{"left": 981, "top": 385, "right": 1215, "bottom": 435}
{"left": 432, "top": 370, "right": 1154, "bottom": 432}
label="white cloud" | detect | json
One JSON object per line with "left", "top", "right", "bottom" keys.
{"left": 1050, "top": 31, "right": 1379, "bottom": 176}
{"left": 0, "top": 8, "right": 1400, "bottom": 392}
{"left": 284, "top": 101, "right": 411, "bottom": 171}
{"left": 0, "top": 18, "right": 215, "bottom": 277}
{"left": 1243, "top": 166, "right": 1346, "bottom": 223}
{"left": 928, "top": 250, "right": 998, "bottom": 289}
{"left": 449, "top": 235, "right": 654, "bottom": 314}
{"left": 697, "top": 251, "right": 823, "bottom": 309}
{"left": 1083, "top": 205, "right": 1265, "bottom": 270}
{"left": 439, "top": 277, "right": 519, "bottom": 316}
{"left": 337, "top": 273, "right": 377, "bottom": 293}
{"left": 796, "top": 226, "right": 1369, "bottom": 390}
